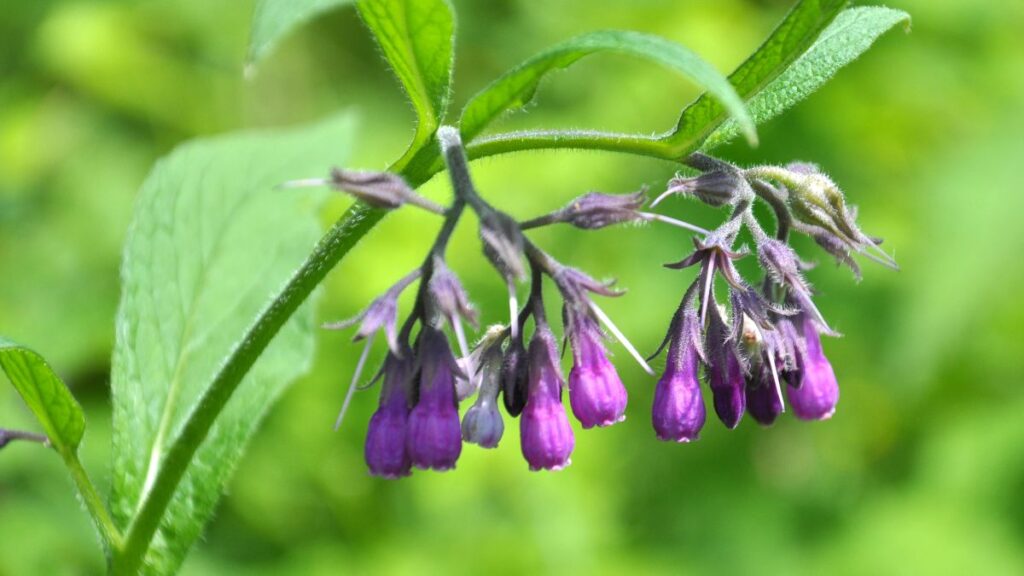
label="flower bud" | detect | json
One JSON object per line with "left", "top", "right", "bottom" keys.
{"left": 427, "top": 257, "right": 477, "bottom": 325}
{"left": 500, "top": 337, "right": 529, "bottom": 417}
{"left": 329, "top": 168, "right": 417, "bottom": 210}
{"left": 365, "top": 353, "right": 414, "bottom": 479}
{"left": 705, "top": 303, "right": 745, "bottom": 429}
{"left": 567, "top": 313, "right": 627, "bottom": 428}
{"left": 407, "top": 328, "right": 462, "bottom": 471}
{"left": 520, "top": 326, "right": 574, "bottom": 471}
{"left": 653, "top": 309, "right": 706, "bottom": 442}
{"left": 745, "top": 362, "right": 783, "bottom": 426}
{"left": 461, "top": 347, "right": 505, "bottom": 448}
{"left": 560, "top": 190, "right": 646, "bottom": 229}
{"left": 479, "top": 210, "right": 526, "bottom": 282}
{"left": 786, "top": 314, "right": 839, "bottom": 420}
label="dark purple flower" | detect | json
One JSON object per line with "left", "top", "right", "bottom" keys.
{"left": 786, "top": 314, "right": 839, "bottom": 420}
{"left": 520, "top": 326, "right": 575, "bottom": 471}
{"left": 744, "top": 355, "right": 784, "bottom": 426}
{"left": 705, "top": 301, "right": 744, "bottom": 429}
{"left": 365, "top": 352, "right": 414, "bottom": 479}
{"left": 653, "top": 309, "right": 706, "bottom": 442}
{"left": 566, "top": 312, "right": 627, "bottom": 428}
{"left": 500, "top": 336, "right": 529, "bottom": 417}
{"left": 407, "top": 328, "right": 463, "bottom": 471}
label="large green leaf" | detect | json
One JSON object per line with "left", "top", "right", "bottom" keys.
{"left": 673, "top": 0, "right": 849, "bottom": 152}
{"left": 0, "top": 339, "right": 84, "bottom": 455}
{"left": 110, "top": 113, "right": 357, "bottom": 574}
{"left": 247, "top": 0, "right": 355, "bottom": 68}
{"left": 459, "top": 30, "right": 756, "bottom": 145}
{"left": 705, "top": 6, "right": 911, "bottom": 148}
{"left": 356, "top": 0, "right": 454, "bottom": 166}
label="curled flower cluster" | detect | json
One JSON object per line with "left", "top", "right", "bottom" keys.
{"left": 313, "top": 128, "right": 894, "bottom": 478}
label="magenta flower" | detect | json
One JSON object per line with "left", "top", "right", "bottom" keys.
{"left": 653, "top": 309, "right": 706, "bottom": 442}
{"left": 567, "top": 313, "right": 628, "bottom": 429}
{"left": 520, "top": 326, "right": 575, "bottom": 471}
{"left": 786, "top": 314, "right": 839, "bottom": 420}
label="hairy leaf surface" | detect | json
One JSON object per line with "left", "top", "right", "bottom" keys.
{"left": 110, "top": 113, "right": 357, "bottom": 574}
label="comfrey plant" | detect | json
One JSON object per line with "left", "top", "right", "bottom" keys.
{"left": 0, "top": 0, "right": 909, "bottom": 574}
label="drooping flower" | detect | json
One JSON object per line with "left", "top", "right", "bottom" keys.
{"left": 786, "top": 313, "right": 839, "bottom": 420}
{"left": 461, "top": 344, "right": 505, "bottom": 448}
{"left": 705, "top": 299, "right": 745, "bottom": 429}
{"left": 653, "top": 308, "right": 706, "bottom": 442}
{"left": 520, "top": 326, "right": 575, "bottom": 471}
{"left": 566, "top": 311, "right": 628, "bottom": 428}
{"left": 500, "top": 335, "right": 529, "bottom": 417}
{"left": 406, "top": 327, "right": 463, "bottom": 471}
{"left": 364, "top": 351, "right": 415, "bottom": 479}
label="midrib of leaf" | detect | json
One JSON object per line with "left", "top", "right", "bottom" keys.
{"left": 134, "top": 152, "right": 284, "bottom": 506}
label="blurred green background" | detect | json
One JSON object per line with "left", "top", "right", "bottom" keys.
{"left": 2, "top": 0, "right": 1024, "bottom": 574}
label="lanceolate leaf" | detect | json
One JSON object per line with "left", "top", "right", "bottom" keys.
{"left": 0, "top": 338, "right": 85, "bottom": 455}
{"left": 110, "top": 113, "right": 357, "bottom": 574}
{"left": 459, "top": 30, "right": 756, "bottom": 145}
{"left": 247, "top": 0, "right": 355, "bottom": 68}
{"left": 357, "top": 0, "right": 455, "bottom": 167}
{"left": 705, "top": 6, "right": 911, "bottom": 148}
{"left": 672, "top": 0, "right": 849, "bottom": 153}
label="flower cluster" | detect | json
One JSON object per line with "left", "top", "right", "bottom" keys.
{"left": 315, "top": 130, "right": 894, "bottom": 478}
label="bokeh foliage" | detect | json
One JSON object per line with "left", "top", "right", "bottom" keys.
{"left": 2, "top": 0, "right": 1023, "bottom": 574}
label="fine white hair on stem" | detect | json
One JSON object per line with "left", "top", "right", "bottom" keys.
{"left": 588, "top": 300, "right": 655, "bottom": 375}
{"left": 277, "top": 177, "right": 330, "bottom": 190}
{"left": 507, "top": 280, "right": 519, "bottom": 339}
{"left": 640, "top": 212, "right": 711, "bottom": 235}
{"left": 334, "top": 337, "right": 374, "bottom": 431}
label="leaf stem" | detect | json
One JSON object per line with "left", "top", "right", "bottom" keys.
{"left": 62, "top": 449, "right": 124, "bottom": 556}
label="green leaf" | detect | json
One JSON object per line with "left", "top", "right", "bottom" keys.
{"left": 247, "top": 0, "right": 355, "bottom": 68}
{"left": 0, "top": 339, "right": 85, "bottom": 455}
{"left": 356, "top": 0, "right": 454, "bottom": 167}
{"left": 110, "top": 112, "right": 357, "bottom": 574}
{"left": 459, "top": 30, "right": 756, "bottom": 146}
{"left": 673, "top": 0, "right": 849, "bottom": 152}
{"left": 705, "top": 6, "right": 911, "bottom": 148}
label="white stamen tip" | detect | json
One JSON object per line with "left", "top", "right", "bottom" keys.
{"left": 589, "top": 301, "right": 655, "bottom": 376}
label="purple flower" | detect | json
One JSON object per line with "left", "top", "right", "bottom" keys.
{"left": 520, "top": 326, "right": 575, "bottom": 471}
{"left": 745, "top": 360, "right": 783, "bottom": 426}
{"left": 365, "top": 353, "right": 414, "bottom": 479}
{"left": 462, "top": 346, "right": 505, "bottom": 448}
{"left": 324, "top": 270, "right": 419, "bottom": 355}
{"left": 705, "top": 302, "right": 744, "bottom": 429}
{"left": 566, "top": 312, "right": 627, "bottom": 428}
{"left": 786, "top": 314, "right": 839, "bottom": 420}
{"left": 653, "top": 309, "right": 706, "bottom": 442}
{"left": 407, "top": 328, "right": 463, "bottom": 471}
{"left": 500, "top": 336, "right": 529, "bottom": 417}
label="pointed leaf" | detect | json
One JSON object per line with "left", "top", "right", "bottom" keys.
{"left": 0, "top": 338, "right": 85, "bottom": 455}
{"left": 459, "top": 30, "right": 755, "bottom": 145}
{"left": 672, "top": 0, "right": 849, "bottom": 152}
{"left": 356, "top": 0, "right": 455, "bottom": 165}
{"left": 110, "top": 112, "right": 358, "bottom": 574}
{"left": 247, "top": 0, "right": 356, "bottom": 68}
{"left": 705, "top": 6, "right": 911, "bottom": 148}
